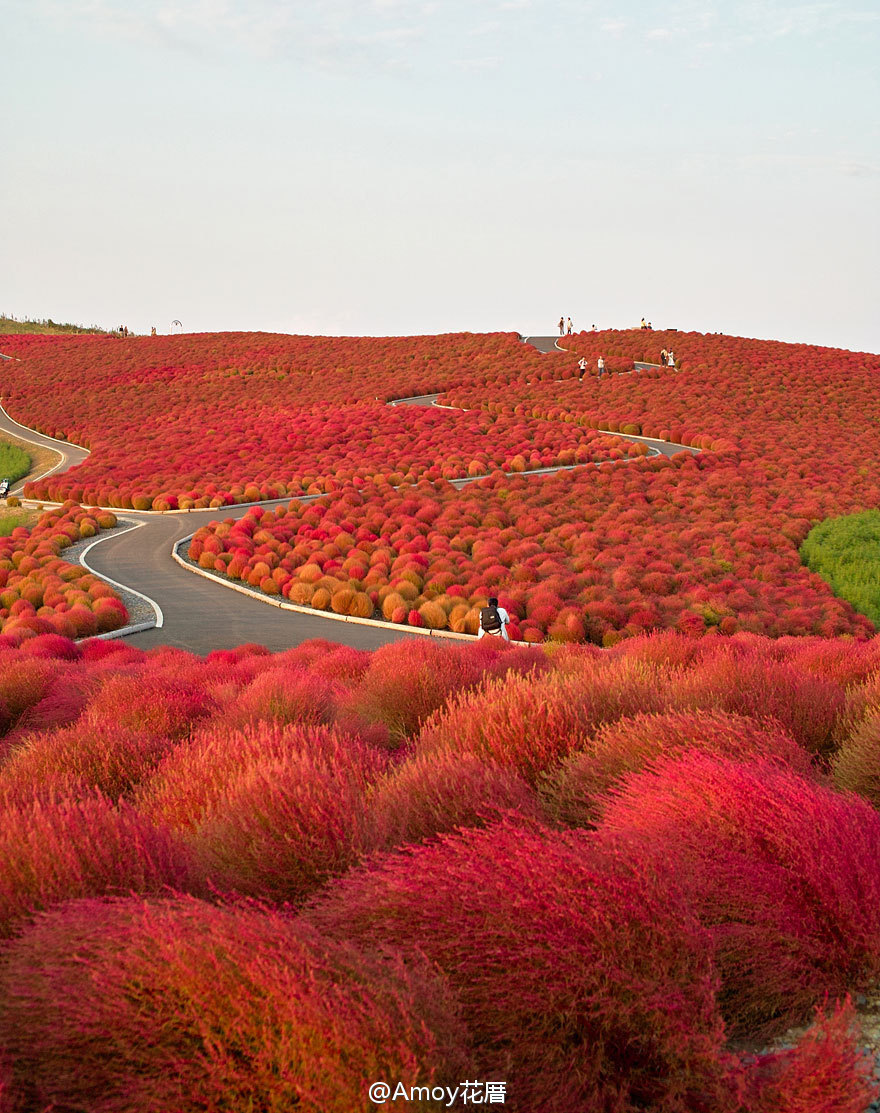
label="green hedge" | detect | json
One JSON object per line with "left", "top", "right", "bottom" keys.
{"left": 800, "top": 510, "right": 880, "bottom": 627}
{"left": 0, "top": 442, "right": 31, "bottom": 484}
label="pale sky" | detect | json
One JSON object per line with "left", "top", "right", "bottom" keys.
{"left": 3, "top": 0, "right": 879, "bottom": 351}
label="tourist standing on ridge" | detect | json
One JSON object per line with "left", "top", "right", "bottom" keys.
{"left": 478, "top": 597, "right": 511, "bottom": 642}
{"left": 558, "top": 317, "right": 565, "bottom": 335}
{"left": 566, "top": 317, "right": 573, "bottom": 335}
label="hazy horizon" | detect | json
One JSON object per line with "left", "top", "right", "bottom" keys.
{"left": 4, "top": 1, "right": 878, "bottom": 354}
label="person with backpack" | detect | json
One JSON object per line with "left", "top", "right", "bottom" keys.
{"left": 478, "top": 597, "right": 511, "bottom": 641}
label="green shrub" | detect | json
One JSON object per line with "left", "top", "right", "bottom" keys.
{"left": 801, "top": 511, "right": 880, "bottom": 627}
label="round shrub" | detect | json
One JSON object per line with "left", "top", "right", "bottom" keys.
{"left": 341, "top": 640, "right": 488, "bottom": 744}
{"left": 83, "top": 673, "right": 217, "bottom": 740}
{"left": 542, "top": 709, "right": 816, "bottom": 827}
{"left": 0, "top": 720, "right": 174, "bottom": 807}
{"left": 743, "top": 998, "right": 877, "bottom": 1113}
{"left": 0, "top": 793, "right": 197, "bottom": 938}
{"left": 595, "top": 751, "right": 880, "bottom": 1038}
{"left": 0, "top": 896, "right": 471, "bottom": 1113}
{"left": 190, "top": 744, "right": 376, "bottom": 902}
{"left": 365, "top": 750, "right": 540, "bottom": 850}
{"left": 306, "top": 820, "right": 733, "bottom": 1112}
{"left": 136, "top": 722, "right": 387, "bottom": 832}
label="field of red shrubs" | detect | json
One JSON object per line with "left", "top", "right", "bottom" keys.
{"left": 0, "top": 503, "right": 126, "bottom": 641}
{"left": 4, "top": 327, "right": 876, "bottom": 641}
{"left": 1, "top": 630, "right": 880, "bottom": 1110}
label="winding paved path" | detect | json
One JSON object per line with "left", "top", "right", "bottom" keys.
{"left": 0, "top": 337, "right": 694, "bottom": 654}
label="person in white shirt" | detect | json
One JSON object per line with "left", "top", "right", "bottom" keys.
{"left": 597, "top": 355, "right": 606, "bottom": 378}
{"left": 577, "top": 357, "right": 588, "bottom": 380}
{"left": 478, "top": 597, "right": 511, "bottom": 641}
{"left": 566, "top": 317, "right": 573, "bottom": 335}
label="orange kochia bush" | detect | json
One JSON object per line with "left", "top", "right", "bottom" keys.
{"left": 0, "top": 502, "right": 126, "bottom": 642}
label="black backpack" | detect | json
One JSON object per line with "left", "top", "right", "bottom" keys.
{"left": 480, "top": 604, "right": 502, "bottom": 633}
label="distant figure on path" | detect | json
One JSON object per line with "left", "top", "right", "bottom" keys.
{"left": 667, "top": 349, "right": 676, "bottom": 367}
{"left": 577, "top": 357, "right": 588, "bottom": 380}
{"left": 478, "top": 596, "right": 511, "bottom": 642}
{"left": 640, "top": 317, "right": 648, "bottom": 329}
{"left": 597, "top": 355, "right": 606, "bottom": 378}
{"left": 592, "top": 323, "right": 598, "bottom": 331}
{"left": 150, "top": 326, "right": 157, "bottom": 336}
{"left": 558, "top": 317, "right": 565, "bottom": 335}
{"left": 660, "top": 347, "right": 668, "bottom": 367}
{"left": 566, "top": 317, "right": 573, "bottom": 335}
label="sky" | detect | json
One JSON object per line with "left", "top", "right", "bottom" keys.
{"left": 2, "top": 0, "right": 879, "bottom": 352}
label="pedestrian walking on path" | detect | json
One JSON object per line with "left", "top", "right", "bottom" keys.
{"left": 478, "top": 597, "right": 511, "bottom": 642}
{"left": 597, "top": 355, "right": 606, "bottom": 378}
{"left": 578, "top": 357, "right": 588, "bottom": 380}
{"left": 566, "top": 317, "right": 573, "bottom": 335}
{"left": 558, "top": 317, "right": 565, "bottom": 336}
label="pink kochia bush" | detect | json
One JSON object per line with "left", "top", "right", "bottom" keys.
{"left": 306, "top": 819, "right": 736, "bottom": 1113}
{"left": 595, "top": 751, "right": 880, "bottom": 1038}
{"left": 414, "top": 656, "right": 678, "bottom": 784}
{"left": 0, "top": 896, "right": 471, "bottom": 1113}
{"left": 137, "top": 722, "right": 389, "bottom": 903}
{"left": 0, "top": 793, "right": 196, "bottom": 938}
{"left": 364, "top": 750, "right": 541, "bottom": 850}
{"left": 540, "top": 708, "right": 816, "bottom": 828}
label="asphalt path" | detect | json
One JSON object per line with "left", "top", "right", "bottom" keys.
{"left": 0, "top": 338, "right": 695, "bottom": 654}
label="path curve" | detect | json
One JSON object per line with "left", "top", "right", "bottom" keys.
{"left": 0, "top": 341, "right": 697, "bottom": 654}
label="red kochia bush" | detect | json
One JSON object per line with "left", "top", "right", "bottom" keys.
{"left": 682, "top": 651, "right": 846, "bottom": 755}
{"left": 0, "top": 793, "right": 196, "bottom": 937}
{"left": 190, "top": 745, "right": 377, "bottom": 904}
{"left": 0, "top": 896, "right": 471, "bottom": 1113}
{"left": 595, "top": 752, "right": 880, "bottom": 1037}
{"left": 541, "top": 709, "right": 816, "bottom": 827}
{"left": 0, "top": 721, "right": 175, "bottom": 808}
{"left": 222, "top": 666, "right": 342, "bottom": 729}
{"left": 365, "top": 750, "right": 540, "bottom": 850}
{"left": 341, "top": 639, "right": 490, "bottom": 743}
{"left": 415, "top": 657, "right": 677, "bottom": 785}
{"left": 745, "top": 999, "right": 877, "bottom": 1113}
{"left": 306, "top": 819, "right": 735, "bottom": 1113}
{"left": 83, "top": 673, "right": 218, "bottom": 739}
{"left": 136, "top": 722, "right": 388, "bottom": 832}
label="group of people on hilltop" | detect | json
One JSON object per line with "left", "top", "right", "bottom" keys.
{"left": 558, "top": 316, "right": 574, "bottom": 336}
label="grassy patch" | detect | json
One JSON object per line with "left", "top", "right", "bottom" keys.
{"left": 0, "top": 512, "right": 37, "bottom": 537}
{"left": 800, "top": 510, "right": 880, "bottom": 627}
{"left": 0, "top": 442, "right": 31, "bottom": 484}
